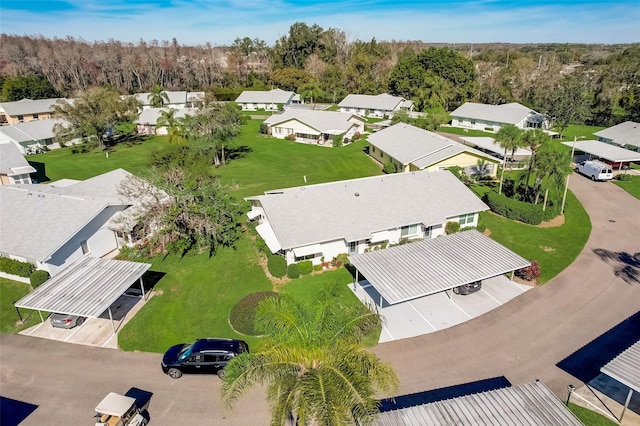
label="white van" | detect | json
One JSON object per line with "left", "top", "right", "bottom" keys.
{"left": 576, "top": 160, "right": 613, "bottom": 181}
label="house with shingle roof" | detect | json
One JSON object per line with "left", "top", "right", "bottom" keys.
{"left": 338, "top": 93, "right": 413, "bottom": 118}
{"left": 246, "top": 170, "right": 489, "bottom": 265}
{"left": 367, "top": 123, "right": 501, "bottom": 177}
{"left": 0, "top": 118, "right": 67, "bottom": 154}
{"left": 0, "top": 98, "right": 65, "bottom": 125}
{"left": 594, "top": 121, "right": 640, "bottom": 150}
{"left": 132, "top": 91, "right": 204, "bottom": 110}
{"left": 0, "top": 143, "right": 36, "bottom": 185}
{"left": 235, "top": 89, "right": 302, "bottom": 111}
{"left": 262, "top": 110, "right": 365, "bottom": 145}
{"left": 135, "top": 107, "right": 198, "bottom": 135}
{"left": 449, "top": 102, "right": 547, "bottom": 133}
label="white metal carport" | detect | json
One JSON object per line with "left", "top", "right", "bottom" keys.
{"left": 601, "top": 339, "right": 640, "bottom": 422}
{"left": 562, "top": 140, "right": 640, "bottom": 170}
{"left": 15, "top": 256, "right": 151, "bottom": 334}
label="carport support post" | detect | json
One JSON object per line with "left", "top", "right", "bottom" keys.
{"left": 139, "top": 276, "right": 146, "bottom": 300}
{"left": 354, "top": 270, "right": 359, "bottom": 290}
{"left": 108, "top": 307, "right": 116, "bottom": 334}
{"left": 619, "top": 388, "right": 633, "bottom": 422}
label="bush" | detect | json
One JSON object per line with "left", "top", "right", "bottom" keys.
{"left": 516, "top": 261, "right": 541, "bottom": 281}
{"left": 286, "top": 133, "right": 297, "bottom": 141}
{"left": 331, "top": 253, "right": 350, "bottom": 268}
{"left": 352, "top": 132, "right": 361, "bottom": 141}
{"left": 0, "top": 257, "right": 35, "bottom": 277}
{"left": 30, "top": 270, "right": 50, "bottom": 288}
{"left": 483, "top": 191, "right": 544, "bottom": 225}
{"left": 267, "top": 255, "right": 287, "bottom": 278}
{"left": 332, "top": 134, "right": 344, "bottom": 147}
{"left": 445, "top": 221, "right": 461, "bottom": 234}
{"left": 383, "top": 162, "right": 397, "bottom": 174}
{"left": 287, "top": 263, "right": 300, "bottom": 279}
{"left": 229, "top": 291, "right": 279, "bottom": 335}
{"left": 616, "top": 174, "right": 632, "bottom": 181}
{"left": 313, "top": 264, "right": 323, "bottom": 272}
{"left": 298, "top": 260, "right": 313, "bottom": 275}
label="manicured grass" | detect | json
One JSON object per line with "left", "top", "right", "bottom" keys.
{"left": 612, "top": 175, "right": 640, "bottom": 199}
{"left": 557, "top": 124, "right": 606, "bottom": 142}
{"left": 478, "top": 189, "right": 591, "bottom": 283}
{"left": 568, "top": 403, "right": 618, "bottom": 426}
{"left": 0, "top": 278, "right": 43, "bottom": 333}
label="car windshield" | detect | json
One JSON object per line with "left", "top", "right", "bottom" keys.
{"left": 178, "top": 341, "right": 196, "bottom": 360}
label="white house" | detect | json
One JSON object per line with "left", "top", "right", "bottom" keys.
{"left": 338, "top": 93, "right": 413, "bottom": 118}
{"left": 235, "top": 89, "right": 301, "bottom": 111}
{"left": 0, "top": 98, "right": 65, "bottom": 125}
{"left": 132, "top": 91, "right": 204, "bottom": 110}
{"left": 0, "top": 119, "right": 67, "bottom": 154}
{"left": 368, "top": 123, "right": 501, "bottom": 177}
{"left": 594, "top": 121, "right": 640, "bottom": 150}
{"left": 0, "top": 143, "right": 36, "bottom": 185}
{"left": 262, "top": 110, "right": 365, "bottom": 145}
{"left": 135, "top": 107, "right": 198, "bottom": 135}
{"left": 449, "top": 102, "right": 547, "bottom": 132}
{"left": 0, "top": 169, "right": 159, "bottom": 276}
{"left": 246, "top": 170, "right": 489, "bottom": 265}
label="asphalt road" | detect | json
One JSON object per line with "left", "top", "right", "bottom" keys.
{"left": 1, "top": 173, "right": 638, "bottom": 425}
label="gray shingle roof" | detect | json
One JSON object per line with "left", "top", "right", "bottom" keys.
{"left": 263, "top": 110, "right": 364, "bottom": 133}
{"left": 450, "top": 102, "right": 536, "bottom": 125}
{"left": 594, "top": 121, "right": 640, "bottom": 147}
{"left": 375, "top": 381, "right": 583, "bottom": 426}
{"left": 135, "top": 107, "right": 198, "bottom": 125}
{"left": 246, "top": 170, "right": 488, "bottom": 250}
{"left": 562, "top": 140, "right": 640, "bottom": 163}
{"left": 368, "top": 123, "right": 501, "bottom": 168}
{"left": 0, "top": 98, "right": 65, "bottom": 116}
{"left": 0, "top": 119, "right": 63, "bottom": 143}
{"left": 235, "top": 89, "right": 297, "bottom": 104}
{"left": 349, "top": 230, "right": 530, "bottom": 304}
{"left": 338, "top": 94, "right": 409, "bottom": 111}
{"left": 0, "top": 143, "right": 35, "bottom": 175}
{"left": 601, "top": 339, "right": 640, "bottom": 393}
{"left": 14, "top": 256, "right": 151, "bottom": 318}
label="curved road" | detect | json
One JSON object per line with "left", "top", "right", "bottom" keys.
{"left": 1, "top": 174, "right": 639, "bottom": 425}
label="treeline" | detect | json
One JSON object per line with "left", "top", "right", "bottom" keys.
{"left": 1, "top": 24, "right": 639, "bottom": 126}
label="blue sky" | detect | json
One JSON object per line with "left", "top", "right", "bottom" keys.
{"left": 1, "top": 0, "right": 638, "bottom": 46}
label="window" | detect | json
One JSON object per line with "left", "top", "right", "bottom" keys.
{"left": 81, "top": 240, "right": 90, "bottom": 255}
{"left": 424, "top": 226, "right": 432, "bottom": 238}
{"left": 11, "top": 174, "right": 30, "bottom": 184}
{"left": 459, "top": 213, "right": 475, "bottom": 225}
{"left": 401, "top": 224, "right": 418, "bottom": 238}
{"left": 371, "top": 146, "right": 376, "bottom": 153}
{"left": 348, "top": 241, "right": 358, "bottom": 254}
{"left": 17, "top": 115, "right": 24, "bottom": 122}
{"left": 32, "top": 113, "right": 39, "bottom": 120}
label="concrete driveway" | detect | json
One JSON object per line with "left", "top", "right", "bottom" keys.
{"left": 350, "top": 276, "right": 531, "bottom": 342}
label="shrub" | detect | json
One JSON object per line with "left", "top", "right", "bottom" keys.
{"left": 383, "top": 162, "right": 397, "bottom": 174}
{"left": 313, "top": 264, "right": 323, "bottom": 271}
{"left": 516, "top": 261, "right": 541, "bottom": 281}
{"left": 286, "top": 133, "right": 297, "bottom": 141}
{"left": 229, "top": 291, "right": 279, "bottom": 335}
{"left": 483, "top": 191, "right": 544, "bottom": 225}
{"left": 0, "top": 257, "right": 35, "bottom": 277}
{"left": 298, "top": 260, "right": 313, "bottom": 275}
{"left": 616, "top": 174, "right": 632, "bottom": 181}
{"left": 267, "top": 255, "right": 287, "bottom": 278}
{"left": 30, "top": 270, "right": 50, "bottom": 288}
{"left": 331, "top": 253, "right": 350, "bottom": 268}
{"left": 332, "top": 134, "right": 343, "bottom": 147}
{"left": 287, "top": 263, "right": 300, "bottom": 279}
{"left": 445, "top": 221, "right": 461, "bottom": 234}
{"left": 352, "top": 132, "right": 361, "bottom": 141}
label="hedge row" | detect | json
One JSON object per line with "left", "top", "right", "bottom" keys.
{"left": 483, "top": 191, "right": 544, "bottom": 225}
{"left": 0, "top": 257, "right": 36, "bottom": 277}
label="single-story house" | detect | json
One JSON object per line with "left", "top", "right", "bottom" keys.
{"left": 235, "top": 89, "right": 301, "bottom": 111}
{"left": 367, "top": 123, "right": 501, "bottom": 177}
{"left": 449, "top": 102, "right": 548, "bottom": 133}
{"left": 132, "top": 91, "right": 204, "bottom": 110}
{"left": 338, "top": 93, "right": 413, "bottom": 118}
{"left": 594, "top": 121, "right": 640, "bottom": 151}
{"left": 460, "top": 136, "right": 532, "bottom": 163}
{"left": 262, "top": 110, "right": 365, "bottom": 145}
{"left": 246, "top": 170, "right": 489, "bottom": 265}
{"left": 0, "top": 118, "right": 68, "bottom": 154}
{"left": 562, "top": 139, "right": 640, "bottom": 170}
{"left": 0, "top": 98, "right": 65, "bottom": 125}
{"left": 135, "top": 107, "right": 198, "bottom": 135}
{"left": 0, "top": 143, "right": 36, "bottom": 185}
{"left": 0, "top": 169, "right": 162, "bottom": 276}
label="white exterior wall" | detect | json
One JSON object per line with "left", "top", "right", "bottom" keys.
{"left": 271, "top": 120, "right": 320, "bottom": 141}
{"left": 240, "top": 102, "right": 279, "bottom": 111}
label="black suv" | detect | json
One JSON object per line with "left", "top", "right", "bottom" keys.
{"left": 453, "top": 280, "right": 482, "bottom": 295}
{"left": 161, "top": 338, "right": 249, "bottom": 379}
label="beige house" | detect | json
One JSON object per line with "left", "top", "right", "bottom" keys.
{"left": 0, "top": 98, "right": 64, "bottom": 125}
{"left": 368, "top": 123, "right": 501, "bottom": 178}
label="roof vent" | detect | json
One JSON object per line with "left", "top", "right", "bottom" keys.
{"left": 354, "top": 192, "right": 359, "bottom": 197}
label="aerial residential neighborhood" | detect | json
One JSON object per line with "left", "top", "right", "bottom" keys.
{"left": 1, "top": 2, "right": 639, "bottom": 425}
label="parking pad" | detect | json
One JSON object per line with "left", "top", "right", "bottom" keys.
{"left": 349, "top": 276, "right": 531, "bottom": 343}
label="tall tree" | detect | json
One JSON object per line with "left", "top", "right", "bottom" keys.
{"left": 495, "top": 124, "right": 523, "bottom": 195}
{"left": 1, "top": 74, "right": 59, "bottom": 101}
{"left": 156, "top": 108, "right": 185, "bottom": 144}
{"left": 547, "top": 74, "right": 592, "bottom": 137}
{"left": 298, "top": 80, "right": 323, "bottom": 108}
{"left": 533, "top": 147, "right": 572, "bottom": 211}
{"left": 148, "top": 84, "right": 170, "bottom": 107}
{"left": 521, "top": 129, "right": 550, "bottom": 198}
{"left": 221, "top": 285, "right": 398, "bottom": 426}
{"left": 272, "top": 22, "right": 324, "bottom": 69}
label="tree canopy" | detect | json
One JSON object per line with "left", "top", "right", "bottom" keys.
{"left": 1, "top": 74, "right": 59, "bottom": 102}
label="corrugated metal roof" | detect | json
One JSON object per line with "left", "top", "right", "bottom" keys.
{"left": 349, "top": 230, "right": 530, "bottom": 305}
{"left": 375, "top": 381, "right": 583, "bottom": 426}
{"left": 594, "top": 121, "right": 640, "bottom": 147}
{"left": 562, "top": 140, "right": 640, "bottom": 162}
{"left": 15, "top": 256, "right": 151, "bottom": 318}
{"left": 601, "top": 339, "right": 640, "bottom": 393}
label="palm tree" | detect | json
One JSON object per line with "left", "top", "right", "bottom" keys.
{"left": 156, "top": 108, "right": 184, "bottom": 144}
{"left": 221, "top": 285, "right": 399, "bottom": 426}
{"left": 148, "top": 84, "right": 170, "bottom": 108}
{"left": 299, "top": 80, "right": 324, "bottom": 109}
{"left": 535, "top": 149, "right": 572, "bottom": 211}
{"left": 495, "top": 124, "right": 523, "bottom": 195}
{"left": 521, "top": 129, "right": 549, "bottom": 199}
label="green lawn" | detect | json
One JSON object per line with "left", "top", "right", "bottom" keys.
{"left": 568, "top": 403, "right": 618, "bottom": 426}
{"left": 613, "top": 175, "right": 640, "bottom": 199}
{"left": 0, "top": 278, "right": 43, "bottom": 333}
{"left": 557, "top": 124, "right": 606, "bottom": 142}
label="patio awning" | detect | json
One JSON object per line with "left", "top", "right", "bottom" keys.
{"left": 292, "top": 244, "right": 322, "bottom": 257}
{"left": 256, "top": 222, "right": 282, "bottom": 253}
{"left": 15, "top": 256, "right": 151, "bottom": 318}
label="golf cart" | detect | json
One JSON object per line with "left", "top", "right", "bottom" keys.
{"left": 94, "top": 392, "right": 148, "bottom": 426}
